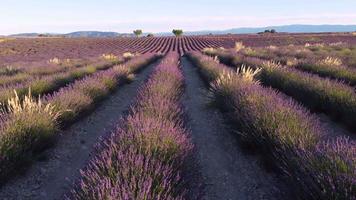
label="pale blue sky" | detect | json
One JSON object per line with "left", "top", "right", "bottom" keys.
{"left": 0, "top": 0, "right": 355, "bottom": 35}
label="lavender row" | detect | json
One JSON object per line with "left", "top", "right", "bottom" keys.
{"left": 0, "top": 57, "right": 104, "bottom": 87}
{"left": 187, "top": 52, "right": 355, "bottom": 200}
{"left": 0, "top": 56, "right": 130, "bottom": 103}
{"left": 69, "top": 52, "right": 192, "bottom": 200}
{"left": 0, "top": 53, "right": 159, "bottom": 185}
{"left": 238, "top": 46, "right": 356, "bottom": 86}
{"left": 204, "top": 48, "right": 356, "bottom": 131}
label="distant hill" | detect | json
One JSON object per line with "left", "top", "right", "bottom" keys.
{"left": 8, "top": 25, "right": 356, "bottom": 37}
{"left": 182, "top": 24, "right": 356, "bottom": 35}
{"left": 10, "top": 33, "right": 45, "bottom": 37}
{"left": 64, "top": 31, "right": 122, "bottom": 38}
{"left": 9, "top": 31, "right": 134, "bottom": 38}
{"left": 227, "top": 24, "right": 356, "bottom": 34}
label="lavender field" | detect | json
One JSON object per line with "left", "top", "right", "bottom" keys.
{"left": 0, "top": 34, "right": 355, "bottom": 200}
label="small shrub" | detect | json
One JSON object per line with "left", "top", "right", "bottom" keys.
{"left": 172, "top": 29, "right": 183, "bottom": 37}
{"left": 73, "top": 76, "right": 109, "bottom": 102}
{"left": 234, "top": 42, "right": 245, "bottom": 52}
{"left": 133, "top": 29, "right": 143, "bottom": 37}
{"left": 101, "top": 53, "right": 118, "bottom": 61}
{"left": 318, "top": 57, "right": 343, "bottom": 67}
{"left": 123, "top": 52, "right": 134, "bottom": 60}
{"left": 0, "top": 90, "right": 60, "bottom": 180}
{"left": 0, "top": 65, "right": 21, "bottom": 76}
{"left": 47, "top": 89, "right": 93, "bottom": 123}
{"left": 48, "top": 57, "right": 61, "bottom": 65}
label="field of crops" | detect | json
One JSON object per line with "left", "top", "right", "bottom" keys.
{"left": 0, "top": 33, "right": 355, "bottom": 200}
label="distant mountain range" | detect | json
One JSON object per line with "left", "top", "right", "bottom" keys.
{"left": 10, "top": 31, "right": 133, "bottom": 38}
{"left": 182, "top": 24, "right": 356, "bottom": 35}
{"left": 8, "top": 24, "right": 356, "bottom": 38}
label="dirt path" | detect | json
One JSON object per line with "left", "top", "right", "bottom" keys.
{"left": 0, "top": 62, "right": 157, "bottom": 200}
{"left": 317, "top": 113, "right": 356, "bottom": 140}
{"left": 181, "top": 57, "right": 292, "bottom": 200}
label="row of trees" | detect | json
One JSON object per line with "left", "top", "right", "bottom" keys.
{"left": 133, "top": 29, "right": 184, "bottom": 37}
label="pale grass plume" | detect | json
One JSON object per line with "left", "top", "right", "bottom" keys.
{"left": 1, "top": 65, "right": 19, "bottom": 75}
{"left": 243, "top": 47, "right": 257, "bottom": 56}
{"left": 262, "top": 60, "right": 282, "bottom": 69}
{"left": 318, "top": 57, "right": 342, "bottom": 67}
{"left": 267, "top": 45, "right": 278, "bottom": 50}
{"left": 237, "top": 65, "right": 261, "bottom": 83}
{"left": 101, "top": 53, "right": 118, "bottom": 61}
{"left": 286, "top": 58, "right": 298, "bottom": 67}
{"left": 123, "top": 52, "right": 135, "bottom": 60}
{"left": 213, "top": 56, "right": 220, "bottom": 63}
{"left": 113, "top": 64, "right": 130, "bottom": 75}
{"left": 234, "top": 42, "right": 245, "bottom": 52}
{"left": 48, "top": 57, "right": 61, "bottom": 64}
{"left": 329, "top": 42, "right": 345, "bottom": 46}
{"left": 0, "top": 38, "right": 15, "bottom": 43}
{"left": 6, "top": 89, "right": 61, "bottom": 121}
{"left": 202, "top": 47, "right": 216, "bottom": 55}
{"left": 214, "top": 65, "right": 261, "bottom": 89}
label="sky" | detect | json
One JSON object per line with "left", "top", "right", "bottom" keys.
{"left": 0, "top": 0, "right": 355, "bottom": 35}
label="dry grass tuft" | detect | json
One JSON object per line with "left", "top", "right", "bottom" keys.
{"left": 318, "top": 57, "right": 343, "bottom": 67}
{"left": 123, "top": 52, "right": 135, "bottom": 59}
{"left": 7, "top": 90, "right": 61, "bottom": 121}
{"left": 48, "top": 57, "right": 61, "bottom": 64}
{"left": 262, "top": 60, "right": 282, "bottom": 69}
{"left": 101, "top": 53, "right": 118, "bottom": 61}
{"left": 237, "top": 65, "right": 261, "bottom": 82}
{"left": 202, "top": 47, "right": 217, "bottom": 55}
{"left": 234, "top": 42, "right": 245, "bottom": 52}
{"left": 0, "top": 38, "right": 15, "bottom": 43}
{"left": 286, "top": 58, "right": 298, "bottom": 67}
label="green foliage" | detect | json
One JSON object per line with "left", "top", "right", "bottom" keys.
{"left": 133, "top": 29, "right": 143, "bottom": 37}
{"left": 172, "top": 29, "right": 183, "bottom": 37}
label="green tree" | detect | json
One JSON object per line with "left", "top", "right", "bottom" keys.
{"left": 133, "top": 29, "right": 143, "bottom": 37}
{"left": 172, "top": 29, "right": 183, "bottom": 37}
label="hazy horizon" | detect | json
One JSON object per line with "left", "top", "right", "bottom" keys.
{"left": 1, "top": 0, "right": 355, "bottom": 35}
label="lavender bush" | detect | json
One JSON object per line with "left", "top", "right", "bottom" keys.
{"left": 204, "top": 48, "right": 356, "bottom": 131}
{"left": 188, "top": 52, "right": 356, "bottom": 200}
